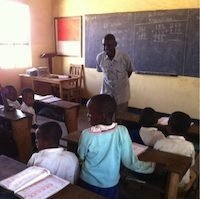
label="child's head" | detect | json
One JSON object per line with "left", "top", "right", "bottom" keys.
{"left": 4, "top": 85, "right": 18, "bottom": 101}
{"left": 168, "top": 111, "right": 191, "bottom": 135}
{"left": 86, "top": 94, "right": 117, "bottom": 126}
{"left": 21, "top": 88, "right": 34, "bottom": 107}
{"left": 35, "top": 122, "right": 62, "bottom": 151}
{"left": 139, "top": 107, "right": 157, "bottom": 127}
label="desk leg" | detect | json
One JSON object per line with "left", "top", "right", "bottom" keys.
{"left": 32, "top": 80, "right": 36, "bottom": 92}
{"left": 64, "top": 107, "right": 79, "bottom": 133}
{"left": 165, "top": 172, "right": 179, "bottom": 199}
{"left": 59, "top": 85, "right": 64, "bottom": 99}
{"left": 11, "top": 118, "right": 32, "bottom": 163}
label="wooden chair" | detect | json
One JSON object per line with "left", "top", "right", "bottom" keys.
{"left": 62, "top": 64, "right": 83, "bottom": 102}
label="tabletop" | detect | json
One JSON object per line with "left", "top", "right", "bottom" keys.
{"left": 138, "top": 148, "right": 192, "bottom": 179}
{"left": 0, "top": 105, "right": 27, "bottom": 121}
{"left": 0, "top": 155, "right": 105, "bottom": 199}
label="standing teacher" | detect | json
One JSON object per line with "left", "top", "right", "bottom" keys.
{"left": 96, "top": 33, "right": 135, "bottom": 115}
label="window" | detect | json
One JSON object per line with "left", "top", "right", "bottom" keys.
{"left": 0, "top": 1, "right": 31, "bottom": 69}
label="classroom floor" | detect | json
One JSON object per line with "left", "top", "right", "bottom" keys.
{"left": 77, "top": 104, "right": 198, "bottom": 199}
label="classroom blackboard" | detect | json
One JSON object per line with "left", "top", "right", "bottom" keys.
{"left": 85, "top": 9, "right": 199, "bottom": 77}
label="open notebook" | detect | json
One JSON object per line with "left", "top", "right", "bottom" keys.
{"left": 0, "top": 166, "right": 69, "bottom": 199}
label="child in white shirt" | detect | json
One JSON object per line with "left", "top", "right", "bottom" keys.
{"left": 139, "top": 107, "right": 165, "bottom": 146}
{"left": 21, "top": 88, "right": 68, "bottom": 147}
{"left": 129, "top": 107, "right": 165, "bottom": 147}
{"left": 21, "top": 88, "right": 36, "bottom": 126}
{"left": 154, "top": 111, "right": 195, "bottom": 188}
{"left": 28, "top": 121, "right": 79, "bottom": 184}
{"left": 2, "top": 85, "right": 21, "bottom": 109}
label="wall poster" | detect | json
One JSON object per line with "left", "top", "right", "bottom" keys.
{"left": 54, "top": 16, "right": 82, "bottom": 57}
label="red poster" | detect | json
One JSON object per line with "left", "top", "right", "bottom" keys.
{"left": 55, "top": 17, "right": 82, "bottom": 56}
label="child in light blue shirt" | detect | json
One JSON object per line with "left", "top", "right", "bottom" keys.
{"left": 78, "top": 94, "right": 155, "bottom": 199}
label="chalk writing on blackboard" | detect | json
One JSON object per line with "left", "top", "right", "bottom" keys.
{"left": 85, "top": 9, "right": 199, "bottom": 77}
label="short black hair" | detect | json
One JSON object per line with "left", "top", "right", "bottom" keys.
{"left": 168, "top": 111, "right": 191, "bottom": 135}
{"left": 104, "top": 34, "right": 116, "bottom": 42}
{"left": 21, "top": 88, "right": 34, "bottom": 100}
{"left": 37, "top": 122, "right": 62, "bottom": 146}
{"left": 4, "top": 85, "right": 16, "bottom": 94}
{"left": 89, "top": 94, "right": 117, "bottom": 118}
{"left": 139, "top": 107, "right": 157, "bottom": 127}
{"left": 4, "top": 85, "right": 17, "bottom": 100}
{"left": 5, "top": 85, "right": 15, "bottom": 90}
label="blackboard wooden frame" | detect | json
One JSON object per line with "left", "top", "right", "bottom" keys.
{"left": 85, "top": 9, "right": 199, "bottom": 78}
{"left": 54, "top": 16, "right": 82, "bottom": 57}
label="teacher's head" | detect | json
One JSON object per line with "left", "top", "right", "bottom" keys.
{"left": 102, "top": 34, "right": 117, "bottom": 59}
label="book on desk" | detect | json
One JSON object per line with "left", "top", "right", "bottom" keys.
{"left": 0, "top": 166, "right": 69, "bottom": 199}
{"left": 34, "top": 94, "right": 62, "bottom": 103}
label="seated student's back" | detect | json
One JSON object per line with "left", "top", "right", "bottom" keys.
{"left": 27, "top": 122, "right": 79, "bottom": 184}
{"left": 154, "top": 111, "right": 195, "bottom": 187}
{"left": 129, "top": 107, "right": 165, "bottom": 147}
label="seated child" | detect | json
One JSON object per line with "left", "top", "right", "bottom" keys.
{"left": 21, "top": 88, "right": 38, "bottom": 151}
{"left": 27, "top": 121, "right": 79, "bottom": 184}
{"left": 1, "top": 85, "right": 20, "bottom": 109}
{"left": 21, "top": 88, "right": 67, "bottom": 136}
{"left": 136, "top": 107, "right": 165, "bottom": 147}
{"left": 21, "top": 88, "right": 37, "bottom": 127}
{"left": 128, "top": 107, "right": 165, "bottom": 146}
{"left": 78, "top": 94, "right": 155, "bottom": 199}
{"left": 154, "top": 111, "right": 195, "bottom": 188}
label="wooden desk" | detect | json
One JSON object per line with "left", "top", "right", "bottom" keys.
{"left": 50, "top": 184, "right": 105, "bottom": 199}
{"left": 63, "top": 132, "right": 192, "bottom": 199}
{"left": 19, "top": 74, "right": 80, "bottom": 100}
{"left": 0, "top": 106, "right": 32, "bottom": 163}
{"left": 60, "top": 130, "right": 81, "bottom": 152}
{"left": 51, "top": 100, "right": 80, "bottom": 133}
{"left": 117, "top": 111, "right": 140, "bottom": 124}
{"left": 139, "top": 149, "right": 192, "bottom": 199}
{"left": 0, "top": 155, "right": 105, "bottom": 199}
{"left": 35, "top": 96, "right": 80, "bottom": 133}
{"left": 117, "top": 111, "right": 199, "bottom": 136}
